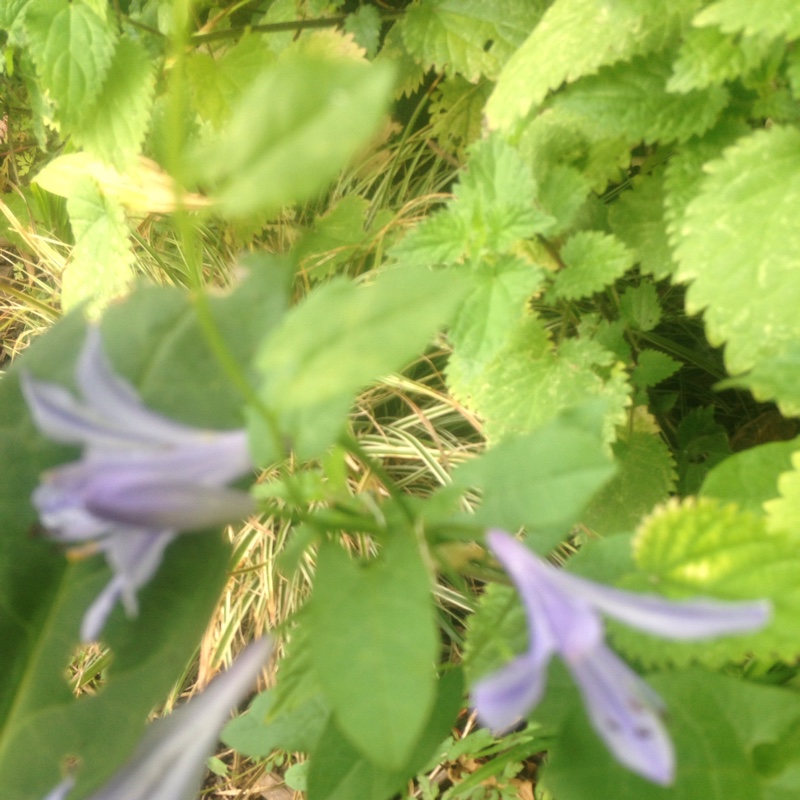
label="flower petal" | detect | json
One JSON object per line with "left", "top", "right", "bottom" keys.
{"left": 569, "top": 643, "right": 674, "bottom": 786}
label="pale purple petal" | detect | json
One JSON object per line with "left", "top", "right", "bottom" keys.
{"left": 42, "top": 639, "right": 272, "bottom": 800}
{"left": 569, "top": 643, "right": 674, "bottom": 786}
{"left": 43, "top": 777, "right": 75, "bottom": 800}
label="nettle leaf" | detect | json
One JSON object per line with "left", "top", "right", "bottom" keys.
{"left": 723, "top": 345, "right": 800, "bottom": 416}
{"left": 63, "top": 178, "right": 134, "bottom": 313}
{"left": 550, "top": 53, "right": 729, "bottom": 146}
{"left": 24, "top": 0, "right": 117, "bottom": 129}
{"left": 452, "top": 404, "right": 616, "bottom": 551}
{"left": 486, "top": 0, "right": 700, "bottom": 130}
{"left": 374, "top": 23, "right": 426, "bottom": 98}
{"left": 668, "top": 26, "right": 775, "bottom": 92}
{"left": 700, "top": 439, "right": 797, "bottom": 517}
{"left": 765, "top": 450, "right": 800, "bottom": 535}
{"left": 549, "top": 231, "right": 635, "bottom": 301}
{"left": 694, "top": 0, "right": 800, "bottom": 40}
{"left": 448, "top": 315, "right": 631, "bottom": 446}
{"left": 429, "top": 75, "right": 492, "bottom": 155}
{"left": 71, "top": 36, "right": 155, "bottom": 169}
{"left": 308, "top": 535, "right": 438, "bottom": 771}
{"left": 253, "top": 265, "right": 466, "bottom": 460}
{"left": 610, "top": 498, "right": 800, "bottom": 667}
{"left": 390, "top": 210, "right": 469, "bottom": 268}
{"left": 608, "top": 173, "right": 675, "bottom": 279}
{"left": 344, "top": 4, "right": 382, "bottom": 58}
{"left": 582, "top": 432, "right": 676, "bottom": 536}
{"left": 401, "top": 0, "right": 544, "bottom": 82}
{"left": 631, "top": 349, "right": 681, "bottom": 389}
{"left": 674, "top": 126, "right": 800, "bottom": 383}
{"left": 192, "top": 54, "right": 394, "bottom": 218}
{"left": 619, "top": 283, "right": 662, "bottom": 332}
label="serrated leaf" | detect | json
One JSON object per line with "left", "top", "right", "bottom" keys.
{"left": 582, "top": 432, "right": 676, "bottom": 536}
{"left": 253, "top": 266, "right": 466, "bottom": 460}
{"left": 668, "top": 26, "right": 775, "bottom": 92}
{"left": 550, "top": 53, "right": 729, "bottom": 145}
{"left": 612, "top": 498, "right": 800, "bottom": 667}
{"left": 674, "top": 126, "right": 800, "bottom": 380}
{"left": 308, "top": 535, "right": 438, "bottom": 771}
{"left": 344, "top": 4, "right": 382, "bottom": 58}
{"left": 619, "top": 283, "right": 662, "bottom": 332}
{"left": 401, "top": 0, "right": 544, "bottom": 82}
{"left": 71, "top": 36, "right": 155, "bottom": 168}
{"left": 374, "top": 23, "right": 425, "bottom": 98}
{"left": 448, "top": 315, "right": 631, "bottom": 445}
{"left": 486, "top": 0, "right": 700, "bottom": 130}
{"left": 631, "top": 349, "right": 681, "bottom": 389}
{"left": 764, "top": 450, "right": 800, "bottom": 534}
{"left": 694, "top": 0, "right": 800, "bottom": 40}
{"left": 429, "top": 75, "right": 492, "bottom": 155}
{"left": 191, "top": 54, "right": 394, "bottom": 218}
{"left": 391, "top": 209, "right": 469, "bottom": 267}
{"left": 608, "top": 173, "right": 675, "bottom": 279}
{"left": 723, "top": 345, "right": 800, "bottom": 416}
{"left": 63, "top": 178, "right": 134, "bottom": 313}
{"left": 549, "top": 231, "right": 634, "bottom": 301}
{"left": 24, "top": 0, "right": 117, "bottom": 129}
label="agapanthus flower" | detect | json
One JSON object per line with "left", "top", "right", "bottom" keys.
{"left": 472, "top": 530, "right": 771, "bottom": 785}
{"left": 22, "top": 326, "right": 255, "bottom": 641}
{"left": 45, "top": 637, "right": 272, "bottom": 800}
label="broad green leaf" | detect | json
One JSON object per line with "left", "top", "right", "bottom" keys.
{"left": 253, "top": 265, "right": 466, "bottom": 460}
{"left": 0, "top": 294, "right": 259, "bottom": 796}
{"left": 390, "top": 209, "right": 469, "bottom": 268}
{"left": 63, "top": 179, "right": 134, "bottom": 313}
{"left": 450, "top": 255, "right": 545, "bottom": 379}
{"left": 582, "top": 432, "right": 676, "bottom": 536}
{"left": 724, "top": 346, "right": 800, "bottom": 416}
{"left": 694, "top": 0, "right": 800, "bottom": 40}
{"left": 765, "top": 451, "right": 800, "bottom": 534}
{"left": 452, "top": 404, "right": 616, "bottom": 551}
{"left": 191, "top": 54, "right": 395, "bottom": 217}
{"left": 448, "top": 315, "right": 631, "bottom": 445}
{"left": 550, "top": 53, "right": 729, "bottom": 145}
{"left": 71, "top": 36, "right": 155, "bottom": 169}
{"left": 486, "top": 0, "right": 700, "bottom": 130}
{"left": 549, "top": 231, "right": 634, "bottom": 301}
{"left": 401, "top": 0, "right": 544, "bottom": 82}
{"left": 701, "top": 438, "right": 797, "bottom": 516}
{"left": 608, "top": 173, "right": 675, "bottom": 279}
{"left": 544, "top": 670, "right": 800, "bottom": 800}
{"left": 308, "top": 535, "right": 438, "bottom": 770}
{"left": 668, "top": 26, "right": 775, "bottom": 92}
{"left": 344, "top": 4, "right": 382, "bottom": 58}
{"left": 428, "top": 75, "right": 492, "bottom": 155}
{"left": 24, "top": 0, "right": 117, "bottom": 129}
{"left": 631, "top": 349, "right": 681, "bottom": 389}
{"left": 674, "top": 126, "right": 800, "bottom": 382}
{"left": 612, "top": 498, "right": 800, "bottom": 667}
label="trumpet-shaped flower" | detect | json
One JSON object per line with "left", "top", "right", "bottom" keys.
{"left": 22, "top": 326, "right": 255, "bottom": 641}
{"left": 45, "top": 637, "right": 272, "bottom": 800}
{"left": 472, "top": 530, "right": 771, "bottom": 785}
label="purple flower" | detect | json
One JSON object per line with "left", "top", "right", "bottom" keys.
{"left": 472, "top": 530, "right": 771, "bottom": 785}
{"left": 22, "top": 326, "right": 255, "bottom": 641}
{"left": 45, "top": 637, "right": 272, "bottom": 800}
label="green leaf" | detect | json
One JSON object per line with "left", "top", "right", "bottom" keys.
{"left": 723, "top": 346, "right": 800, "bottom": 416}
{"left": 71, "top": 36, "right": 155, "bottom": 168}
{"left": 486, "top": 0, "right": 700, "bottom": 130}
{"left": 582, "top": 432, "right": 676, "bottom": 536}
{"left": 401, "top": 0, "right": 545, "bottom": 82}
{"left": 608, "top": 173, "right": 675, "bottom": 279}
{"left": 676, "top": 406, "right": 731, "bottom": 496}
{"left": 701, "top": 438, "right": 797, "bottom": 516}
{"left": 253, "top": 265, "right": 466, "bottom": 460}
{"left": 192, "top": 54, "right": 395, "bottom": 218}
{"left": 631, "top": 349, "right": 681, "bottom": 389}
{"left": 544, "top": 670, "right": 800, "bottom": 800}
{"left": 452, "top": 403, "right": 616, "bottom": 550}
{"left": 668, "top": 26, "right": 775, "bottom": 92}
{"left": 618, "top": 282, "right": 662, "bottom": 332}
{"left": 429, "top": 75, "right": 492, "bottom": 155}
{"left": 390, "top": 210, "right": 469, "bottom": 268}
{"left": 63, "top": 178, "right": 134, "bottom": 313}
{"left": 694, "top": 0, "right": 800, "bottom": 40}
{"left": 549, "top": 231, "right": 635, "bottom": 301}
{"left": 550, "top": 53, "right": 729, "bottom": 145}
{"left": 24, "top": 0, "right": 117, "bottom": 129}
{"left": 374, "top": 23, "right": 426, "bottom": 98}
{"left": 448, "top": 315, "right": 631, "bottom": 445}
{"left": 344, "top": 4, "right": 382, "bottom": 58}
{"left": 612, "top": 498, "right": 800, "bottom": 667}
{"left": 674, "top": 126, "right": 800, "bottom": 379}
{"left": 308, "top": 534, "right": 438, "bottom": 771}
{"left": 764, "top": 450, "right": 800, "bottom": 534}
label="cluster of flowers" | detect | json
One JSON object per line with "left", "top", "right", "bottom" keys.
{"left": 26, "top": 329, "right": 769, "bottom": 797}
